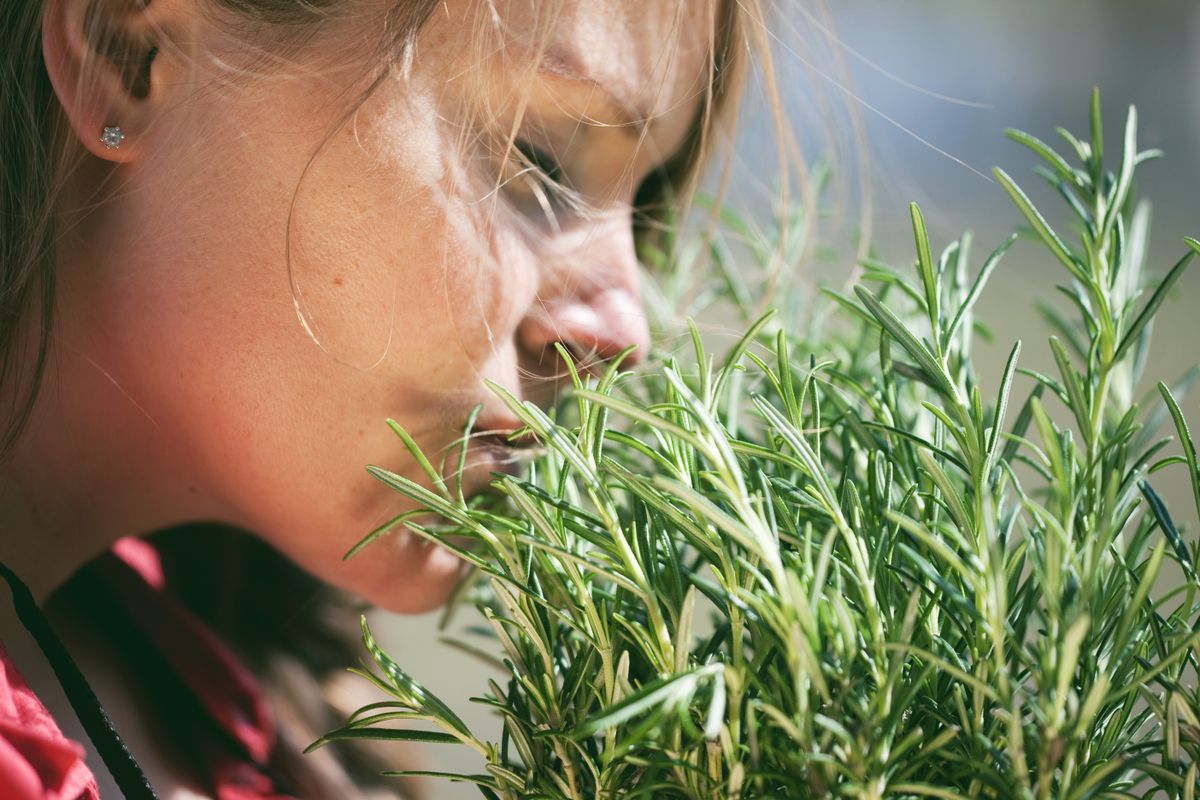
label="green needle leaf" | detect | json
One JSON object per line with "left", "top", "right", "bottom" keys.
{"left": 1159, "top": 380, "right": 1200, "bottom": 527}
{"left": 994, "top": 167, "right": 1088, "bottom": 283}
{"left": 1114, "top": 246, "right": 1195, "bottom": 363}
{"left": 854, "top": 285, "right": 960, "bottom": 403}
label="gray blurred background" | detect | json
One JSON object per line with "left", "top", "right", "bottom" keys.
{"left": 372, "top": 4, "right": 1200, "bottom": 796}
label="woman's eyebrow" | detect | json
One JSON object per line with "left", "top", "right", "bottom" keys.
{"left": 537, "top": 48, "right": 650, "bottom": 138}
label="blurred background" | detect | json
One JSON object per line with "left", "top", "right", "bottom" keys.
{"left": 373, "top": 3, "right": 1200, "bottom": 795}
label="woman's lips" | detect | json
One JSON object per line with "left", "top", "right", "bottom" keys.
{"left": 414, "top": 409, "right": 536, "bottom": 504}
{"left": 468, "top": 435, "right": 526, "bottom": 478}
{"left": 466, "top": 413, "right": 534, "bottom": 481}
{"left": 440, "top": 433, "right": 524, "bottom": 503}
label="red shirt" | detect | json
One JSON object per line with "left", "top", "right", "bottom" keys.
{"left": 0, "top": 538, "right": 296, "bottom": 800}
{"left": 0, "top": 643, "right": 97, "bottom": 800}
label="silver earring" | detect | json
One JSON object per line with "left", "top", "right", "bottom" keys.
{"left": 100, "top": 125, "right": 124, "bottom": 150}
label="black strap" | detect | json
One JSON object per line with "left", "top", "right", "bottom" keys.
{"left": 0, "top": 559, "right": 159, "bottom": 800}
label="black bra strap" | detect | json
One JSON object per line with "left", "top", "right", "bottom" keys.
{"left": 0, "top": 559, "right": 159, "bottom": 800}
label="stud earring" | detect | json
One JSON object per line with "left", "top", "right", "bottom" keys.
{"left": 100, "top": 125, "right": 124, "bottom": 150}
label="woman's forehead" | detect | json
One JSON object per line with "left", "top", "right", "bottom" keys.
{"left": 492, "top": 0, "right": 715, "bottom": 151}
{"left": 551, "top": 1, "right": 709, "bottom": 97}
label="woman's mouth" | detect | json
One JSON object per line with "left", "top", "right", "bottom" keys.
{"left": 465, "top": 415, "right": 536, "bottom": 481}
{"left": 436, "top": 423, "right": 535, "bottom": 506}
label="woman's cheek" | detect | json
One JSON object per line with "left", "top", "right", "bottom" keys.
{"left": 285, "top": 153, "right": 448, "bottom": 372}
{"left": 126, "top": 79, "right": 540, "bottom": 609}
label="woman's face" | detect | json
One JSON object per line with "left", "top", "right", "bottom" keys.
{"left": 53, "top": 0, "right": 712, "bottom": 611}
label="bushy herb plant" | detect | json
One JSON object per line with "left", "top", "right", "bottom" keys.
{"left": 314, "top": 91, "right": 1200, "bottom": 798}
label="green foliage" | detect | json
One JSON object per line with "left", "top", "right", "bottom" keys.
{"left": 320, "top": 90, "right": 1200, "bottom": 798}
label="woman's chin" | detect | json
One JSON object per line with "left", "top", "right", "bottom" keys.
{"left": 332, "top": 529, "right": 474, "bottom": 614}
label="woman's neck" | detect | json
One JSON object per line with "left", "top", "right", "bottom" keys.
{"left": 0, "top": 464, "right": 111, "bottom": 604}
{"left": 0, "top": 328, "right": 229, "bottom": 604}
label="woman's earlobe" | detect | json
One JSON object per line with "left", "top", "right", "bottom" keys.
{"left": 99, "top": 124, "right": 126, "bottom": 149}
{"left": 41, "top": 0, "right": 178, "bottom": 163}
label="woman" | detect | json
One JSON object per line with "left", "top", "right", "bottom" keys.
{"left": 0, "top": 0, "right": 755, "bottom": 797}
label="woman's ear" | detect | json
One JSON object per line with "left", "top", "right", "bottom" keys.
{"left": 41, "top": 0, "right": 188, "bottom": 163}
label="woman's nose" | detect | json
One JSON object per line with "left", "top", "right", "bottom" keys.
{"left": 516, "top": 218, "right": 651, "bottom": 383}
{"left": 519, "top": 285, "right": 650, "bottom": 369}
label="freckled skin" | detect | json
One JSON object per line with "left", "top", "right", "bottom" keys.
{"left": 4, "top": 0, "right": 713, "bottom": 613}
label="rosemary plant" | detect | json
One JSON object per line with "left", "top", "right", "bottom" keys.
{"left": 315, "top": 91, "right": 1200, "bottom": 798}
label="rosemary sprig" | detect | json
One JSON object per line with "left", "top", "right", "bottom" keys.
{"left": 322, "top": 89, "right": 1200, "bottom": 799}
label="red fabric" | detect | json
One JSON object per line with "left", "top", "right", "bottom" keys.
{"left": 0, "top": 644, "right": 99, "bottom": 800}
{"left": 106, "top": 538, "right": 276, "bottom": 767}
{"left": 0, "top": 538, "right": 297, "bottom": 800}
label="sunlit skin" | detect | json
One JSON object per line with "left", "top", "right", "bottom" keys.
{"left": 0, "top": 0, "right": 713, "bottom": 622}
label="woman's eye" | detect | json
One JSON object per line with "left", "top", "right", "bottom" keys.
{"left": 513, "top": 139, "right": 565, "bottom": 189}
{"left": 500, "top": 137, "right": 579, "bottom": 226}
